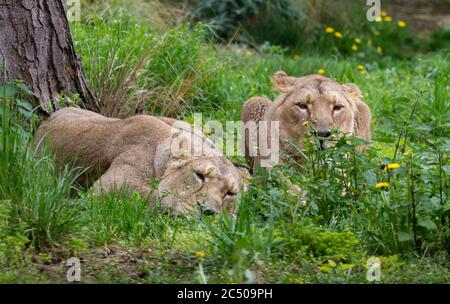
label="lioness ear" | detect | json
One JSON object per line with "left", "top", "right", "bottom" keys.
{"left": 342, "top": 83, "right": 363, "bottom": 102}
{"left": 272, "top": 70, "right": 297, "bottom": 93}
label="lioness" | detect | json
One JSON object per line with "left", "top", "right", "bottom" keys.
{"left": 35, "top": 107, "right": 249, "bottom": 215}
{"left": 241, "top": 71, "right": 371, "bottom": 170}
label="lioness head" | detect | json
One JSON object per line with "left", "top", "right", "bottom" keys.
{"left": 158, "top": 157, "right": 248, "bottom": 215}
{"left": 155, "top": 127, "right": 250, "bottom": 215}
{"left": 271, "top": 71, "right": 370, "bottom": 150}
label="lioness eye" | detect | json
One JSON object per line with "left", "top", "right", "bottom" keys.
{"left": 224, "top": 191, "right": 237, "bottom": 198}
{"left": 195, "top": 172, "right": 205, "bottom": 183}
{"left": 297, "top": 103, "right": 308, "bottom": 110}
{"left": 333, "top": 105, "right": 343, "bottom": 111}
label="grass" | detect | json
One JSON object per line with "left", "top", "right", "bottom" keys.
{"left": 0, "top": 82, "right": 82, "bottom": 249}
{"left": 72, "top": 10, "right": 217, "bottom": 117}
{"left": 0, "top": 3, "right": 449, "bottom": 283}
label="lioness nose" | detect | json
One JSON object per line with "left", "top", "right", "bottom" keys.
{"left": 315, "top": 129, "right": 332, "bottom": 138}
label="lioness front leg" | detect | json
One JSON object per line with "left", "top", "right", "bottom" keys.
{"left": 92, "top": 164, "right": 153, "bottom": 200}
{"left": 92, "top": 152, "right": 154, "bottom": 201}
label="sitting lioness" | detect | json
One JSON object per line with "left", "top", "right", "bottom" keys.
{"left": 35, "top": 107, "right": 249, "bottom": 215}
{"left": 241, "top": 71, "right": 371, "bottom": 170}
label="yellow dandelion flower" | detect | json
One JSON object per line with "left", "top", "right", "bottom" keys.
{"left": 384, "top": 163, "right": 401, "bottom": 171}
{"left": 351, "top": 45, "right": 358, "bottom": 52}
{"left": 375, "top": 16, "right": 382, "bottom": 22}
{"left": 381, "top": 11, "right": 388, "bottom": 17}
{"left": 376, "top": 46, "right": 383, "bottom": 55}
{"left": 403, "top": 151, "right": 413, "bottom": 157}
{"left": 318, "top": 68, "right": 326, "bottom": 75}
{"left": 325, "top": 27, "right": 335, "bottom": 33}
{"left": 375, "top": 182, "right": 390, "bottom": 190}
{"left": 383, "top": 16, "right": 392, "bottom": 22}
{"left": 367, "top": 38, "right": 373, "bottom": 46}
{"left": 356, "top": 64, "right": 367, "bottom": 75}
{"left": 397, "top": 20, "right": 407, "bottom": 28}
{"left": 374, "top": 31, "right": 381, "bottom": 36}
{"left": 334, "top": 32, "right": 342, "bottom": 38}
{"left": 354, "top": 38, "right": 362, "bottom": 44}
{"left": 195, "top": 251, "right": 206, "bottom": 258}
{"left": 293, "top": 54, "right": 300, "bottom": 60}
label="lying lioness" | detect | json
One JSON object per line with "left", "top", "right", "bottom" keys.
{"left": 241, "top": 71, "right": 372, "bottom": 170}
{"left": 35, "top": 107, "right": 249, "bottom": 215}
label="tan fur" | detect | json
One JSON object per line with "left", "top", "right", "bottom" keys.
{"left": 36, "top": 107, "right": 248, "bottom": 215}
{"left": 241, "top": 71, "right": 372, "bottom": 169}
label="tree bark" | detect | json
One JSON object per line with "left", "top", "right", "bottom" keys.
{"left": 0, "top": 0, "right": 98, "bottom": 116}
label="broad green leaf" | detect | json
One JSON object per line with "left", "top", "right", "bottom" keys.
{"left": 418, "top": 219, "right": 437, "bottom": 230}
{"left": 319, "top": 266, "right": 332, "bottom": 273}
{"left": 0, "top": 84, "right": 17, "bottom": 98}
{"left": 397, "top": 232, "right": 414, "bottom": 242}
{"left": 15, "top": 82, "right": 33, "bottom": 95}
{"left": 363, "top": 170, "right": 377, "bottom": 185}
{"left": 327, "top": 259, "right": 337, "bottom": 267}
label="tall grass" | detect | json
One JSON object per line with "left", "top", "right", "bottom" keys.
{"left": 72, "top": 10, "right": 217, "bottom": 118}
{"left": 200, "top": 190, "right": 277, "bottom": 283}
{"left": 80, "top": 190, "right": 172, "bottom": 245}
{"left": 0, "top": 82, "right": 80, "bottom": 248}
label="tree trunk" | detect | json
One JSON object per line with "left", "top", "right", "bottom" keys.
{"left": 0, "top": 0, "right": 98, "bottom": 116}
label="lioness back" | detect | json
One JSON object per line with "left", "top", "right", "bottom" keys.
{"left": 241, "top": 96, "right": 272, "bottom": 125}
{"left": 35, "top": 107, "right": 171, "bottom": 179}
{"left": 241, "top": 97, "right": 273, "bottom": 168}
